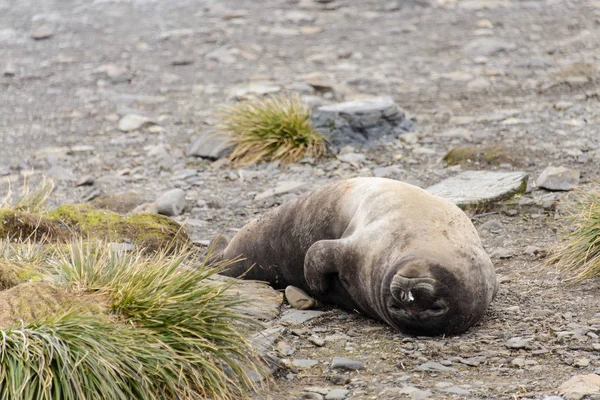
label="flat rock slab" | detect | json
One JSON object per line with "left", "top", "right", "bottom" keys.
{"left": 426, "top": 171, "right": 528, "bottom": 208}
{"left": 249, "top": 326, "right": 285, "bottom": 356}
{"left": 311, "top": 96, "right": 415, "bottom": 149}
{"left": 418, "top": 361, "right": 457, "bottom": 373}
{"left": 281, "top": 309, "right": 326, "bottom": 325}
{"left": 255, "top": 181, "right": 309, "bottom": 201}
{"left": 318, "top": 96, "right": 400, "bottom": 115}
{"left": 210, "top": 275, "right": 283, "bottom": 321}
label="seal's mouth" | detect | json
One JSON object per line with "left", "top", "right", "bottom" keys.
{"left": 390, "top": 275, "right": 435, "bottom": 301}
{"left": 383, "top": 273, "right": 453, "bottom": 335}
{"left": 388, "top": 276, "right": 449, "bottom": 319}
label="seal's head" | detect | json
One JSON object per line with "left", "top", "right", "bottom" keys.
{"left": 379, "top": 256, "right": 496, "bottom": 336}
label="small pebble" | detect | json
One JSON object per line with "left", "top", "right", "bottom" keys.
{"left": 31, "top": 25, "right": 55, "bottom": 40}
{"left": 506, "top": 337, "right": 533, "bottom": 349}
{"left": 418, "top": 361, "right": 457, "bottom": 372}
{"left": 309, "top": 336, "right": 325, "bottom": 347}
{"left": 292, "top": 359, "right": 319, "bottom": 368}
{"left": 301, "top": 393, "right": 324, "bottom": 400}
{"left": 331, "top": 357, "right": 364, "bottom": 371}
{"left": 285, "top": 286, "right": 317, "bottom": 310}
{"left": 326, "top": 389, "right": 350, "bottom": 400}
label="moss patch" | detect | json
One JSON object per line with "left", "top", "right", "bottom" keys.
{"left": 443, "top": 145, "right": 520, "bottom": 168}
{"left": 0, "top": 204, "right": 189, "bottom": 253}
{"left": 46, "top": 204, "right": 124, "bottom": 238}
{"left": 0, "top": 209, "right": 70, "bottom": 242}
{"left": 123, "top": 212, "right": 190, "bottom": 252}
{"left": 46, "top": 204, "right": 190, "bottom": 252}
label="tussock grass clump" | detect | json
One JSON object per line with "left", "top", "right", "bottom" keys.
{"left": 216, "top": 94, "right": 326, "bottom": 165}
{"left": 2, "top": 178, "right": 54, "bottom": 213}
{"left": 546, "top": 185, "right": 600, "bottom": 282}
{"left": 0, "top": 240, "right": 267, "bottom": 400}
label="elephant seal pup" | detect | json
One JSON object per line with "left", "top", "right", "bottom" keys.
{"left": 219, "top": 177, "right": 498, "bottom": 336}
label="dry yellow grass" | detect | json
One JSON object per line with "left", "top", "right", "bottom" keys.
{"left": 2, "top": 177, "right": 54, "bottom": 213}
{"left": 215, "top": 94, "right": 326, "bottom": 165}
{"left": 545, "top": 184, "right": 600, "bottom": 282}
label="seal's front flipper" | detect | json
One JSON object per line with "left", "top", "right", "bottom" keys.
{"left": 206, "top": 233, "right": 233, "bottom": 266}
{"left": 304, "top": 239, "right": 351, "bottom": 295}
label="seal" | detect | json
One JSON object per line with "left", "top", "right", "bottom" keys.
{"left": 218, "top": 177, "right": 498, "bottom": 336}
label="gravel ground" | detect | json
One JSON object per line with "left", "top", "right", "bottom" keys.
{"left": 2, "top": 0, "right": 600, "bottom": 399}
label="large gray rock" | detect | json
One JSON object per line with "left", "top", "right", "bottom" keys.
{"left": 188, "top": 131, "right": 234, "bottom": 160}
{"left": 311, "top": 96, "right": 415, "bottom": 149}
{"left": 536, "top": 166, "right": 580, "bottom": 191}
{"left": 155, "top": 188, "right": 186, "bottom": 216}
{"left": 427, "top": 171, "right": 528, "bottom": 208}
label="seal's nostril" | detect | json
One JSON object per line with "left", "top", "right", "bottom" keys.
{"left": 399, "top": 290, "right": 416, "bottom": 303}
